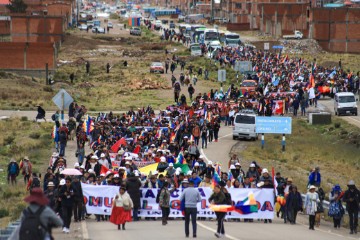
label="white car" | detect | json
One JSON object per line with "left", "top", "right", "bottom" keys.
{"left": 92, "top": 27, "right": 105, "bottom": 34}
{"left": 79, "top": 24, "right": 88, "bottom": 31}
{"left": 107, "top": 22, "right": 113, "bottom": 28}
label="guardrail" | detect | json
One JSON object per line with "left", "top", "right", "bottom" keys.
{"left": 0, "top": 219, "right": 20, "bottom": 240}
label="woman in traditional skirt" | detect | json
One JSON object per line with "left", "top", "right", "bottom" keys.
{"left": 110, "top": 186, "right": 133, "bottom": 230}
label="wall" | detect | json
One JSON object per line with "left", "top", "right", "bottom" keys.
{"left": 258, "top": 3, "right": 309, "bottom": 36}
{"left": 11, "top": 15, "right": 64, "bottom": 42}
{"left": 226, "top": 23, "right": 251, "bottom": 31}
{"left": 311, "top": 7, "right": 360, "bottom": 53}
{"left": 0, "top": 42, "right": 56, "bottom": 70}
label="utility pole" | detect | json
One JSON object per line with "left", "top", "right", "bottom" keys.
{"left": 211, "top": 0, "right": 214, "bottom": 21}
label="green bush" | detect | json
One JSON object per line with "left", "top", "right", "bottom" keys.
{"left": 20, "top": 116, "right": 28, "bottom": 121}
{"left": 29, "top": 132, "right": 41, "bottom": 139}
{"left": 11, "top": 203, "right": 26, "bottom": 221}
{"left": 3, "top": 136, "right": 15, "bottom": 145}
{"left": 0, "top": 208, "right": 9, "bottom": 218}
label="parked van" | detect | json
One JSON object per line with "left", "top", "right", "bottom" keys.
{"left": 334, "top": 92, "right": 358, "bottom": 116}
{"left": 190, "top": 43, "right": 202, "bottom": 56}
{"left": 233, "top": 110, "right": 257, "bottom": 140}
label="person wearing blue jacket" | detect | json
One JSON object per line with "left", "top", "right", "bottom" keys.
{"left": 308, "top": 167, "right": 321, "bottom": 187}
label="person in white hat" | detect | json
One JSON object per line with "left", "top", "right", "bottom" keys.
{"left": 86, "top": 155, "right": 101, "bottom": 176}
{"left": 44, "top": 181, "right": 56, "bottom": 210}
{"left": 99, "top": 153, "right": 111, "bottom": 169}
{"left": 260, "top": 168, "right": 272, "bottom": 183}
{"left": 246, "top": 163, "right": 260, "bottom": 182}
{"left": 192, "top": 161, "right": 201, "bottom": 175}
{"left": 343, "top": 180, "right": 359, "bottom": 234}
{"left": 157, "top": 156, "right": 168, "bottom": 173}
{"left": 74, "top": 162, "right": 80, "bottom": 169}
{"left": 304, "top": 185, "right": 320, "bottom": 230}
{"left": 166, "top": 163, "right": 176, "bottom": 177}
{"left": 199, "top": 161, "right": 215, "bottom": 178}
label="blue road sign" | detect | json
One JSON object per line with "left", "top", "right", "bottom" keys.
{"left": 255, "top": 116, "right": 292, "bottom": 134}
{"left": 272, "top": 45, "right": 283, "bottom": 49}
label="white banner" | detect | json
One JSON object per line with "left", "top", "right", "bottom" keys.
{"left": 81, "top": 184, "right": 275, "bottom": 219}
{"left": 81, "top": 183, "right": 119, "bottom": 215}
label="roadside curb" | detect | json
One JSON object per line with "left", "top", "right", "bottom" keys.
{"left": 82, "top": 220, "right": 90, "bottom": 240}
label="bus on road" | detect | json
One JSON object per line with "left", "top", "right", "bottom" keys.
{"left": 204, "top": 29, "right": 220, "bottom": 45}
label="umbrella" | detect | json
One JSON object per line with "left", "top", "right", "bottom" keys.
{"left": 61, "top": 168, "right": 82, "bottom": 176}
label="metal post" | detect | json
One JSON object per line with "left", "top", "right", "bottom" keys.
{"left": 61, "top": 92, "right": 65, "bottom": 121}
{"left": 45, "top": 63, "right": 49, "bottom": 85}
{"left": 261, "top": 133, "right": 265, "bottom": 149}
{"left": 282, "top": 134, "right": 286, "bottom": 152}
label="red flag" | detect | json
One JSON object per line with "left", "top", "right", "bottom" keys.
{"left": 310, "top": 74, "right": 315, "bottom": 88}
{"left": 100, "top": 165, "right": 109, "bottom": 175}
{"left": 273, "top": 100, "right": 285, "bottom": 115}
{"left": 111, "top": 137, "right": 127, "bottom": 153}
{"left": 133, "top": 145, "right": 141, "bottom": 154}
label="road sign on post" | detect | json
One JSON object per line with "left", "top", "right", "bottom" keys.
{"left": 255, "top": 116, "right": 292, "bottom": 134}
{"left": 238, "top": 61, "right": 252, "bottom": 73}
{"left": 272, "top": 45, "right": 283, "bottom": 49}
{"left": 264, "top": 42, "right": 269, "bottom": 50}
{"left": 52, "top": 89, "right": 73, "bottom": 121}
{"left": 218, "top": 69, "right": 226, "bottom": 82}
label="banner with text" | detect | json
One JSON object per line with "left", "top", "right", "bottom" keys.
{"left": 82, "top": 184, "right": 275, "bottom": 219}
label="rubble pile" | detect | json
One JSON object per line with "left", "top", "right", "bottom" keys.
{"left": 280, "top": 39, "right": 324, "bottom": 55}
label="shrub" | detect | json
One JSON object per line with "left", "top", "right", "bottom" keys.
{"left": 29, "top": 132, "right": 41, "bottom": 139}
{"left": 3, "top": 136, "right": 15, "bottom": 145}
{"left": 20, "top": 116, "right": 28, "bottom": 121}
{"left": 0, "top": 208, "right": 9, "bottom": 218}
{"left": 11, "top": 203, "right": 26, "bottom": 221}
{"left": 43, "top": 86, "right": 53, "bottom": 92}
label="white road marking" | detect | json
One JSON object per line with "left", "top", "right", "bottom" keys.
{"left": 197, "top": 222, "right": 242, "bottom": 240}
{"left": 201, "top": 133, "right": 233, "bottom": 162}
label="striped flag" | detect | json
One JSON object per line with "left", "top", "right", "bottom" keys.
{"left": 51, "top": 125, "right": 57, "bottom": 139}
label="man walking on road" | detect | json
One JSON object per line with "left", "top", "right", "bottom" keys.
{"left": 343, "top": 180, "right": 359, "bottom": 234}
{"left": 180, "top": 181, "right": 201, "bottom": 238}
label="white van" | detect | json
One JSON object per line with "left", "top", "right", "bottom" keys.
{"left": 334, "top": 92, "right": 358, "bottom": 116}
{"left": 233, "top": 111, "right": 257, "bottom": 140}
{"left": 190, "top": 43, "right": 202, "bottom": 56}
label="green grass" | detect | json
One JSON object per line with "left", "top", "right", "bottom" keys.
{"left": 237, "top": 118, "right": 360, "bottom": 195}
{"left": 0, "top": 118, "right": 53, "bottom": 227}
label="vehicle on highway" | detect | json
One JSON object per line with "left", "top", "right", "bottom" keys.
{"left": 154, "top": 20, "right": 162, "bottom": 30}
{"left": 282, "top": 30, "right": 303, "bottom": 39}
{"left": 193, "top": 27, "right": 206, "bottom": 43}
{"left": 204, "top": 28, "right": 220, "bottom": 45}
{"left": 107, "top": 22, "right": 113, "bottom": 28}
{"left": 130, "top": 27, "right": 141, "bottom": 36}
{"left": 150, "top": 62, "right": 165, "bottom": 74}
{"left": 233, "top": 110, "right": 257, "bottom": 140}
{"left": 240, "top": 80, "right": 258, "bottom": 95}
{"left": 92, "top": 26, "right": 105, "bottom": 34}
{"left": 79, "top": 24, "right": 88, "bottom": 31}
{"left": 87, "top": 20, "right": 94, "bottom": 28}
{"left": 207, "top": 40, "right": 222, "bottom": 58}
{"left": 334, "top": 92, "right": 358, "bottom": 116}
{"left": 224, "top": 32, "right": 241, "bottom": 48}
{"left": 190, "top": 43, "right": 202, "bottom": 56}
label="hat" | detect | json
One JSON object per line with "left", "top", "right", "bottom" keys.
{"left": 118, "top": 149, "right": 125, "bottom": 155}
{"left": 194, "top": 162, "right": 199, "bottom": 167}
{"left": 287, "top": 178, "right": 293, "bottom": 182}
{"left": 52, "top": 152, "right": 58, "bottom": 157}
{"left": 162, "top": 140, "right": 167, "bottom": 143}
{"left": 59, "top": 179, "right": 66, "bottom": 185}
{"left": 309, "top": 185, "right": 316, "bottom": 190}
{"left": 257, "top": 182, "right": 264, "bottom": 188}
{"left": 24, "top": 188, "right": 49, "bottom": 206}
{"left": 208, "top": 161, "right": 213, "bottom": 165}
{"left": 114, "top": 174, "right": 120, "bottom": 178}
{"left": 88, "top": 169, "right": 95, "bottom": 174}
{"left": 160, "top": 156, "right": 166, "bottom": 162}
{"left": 187, "top": 170, "right": 193, "bottom": 175}
{"left": 151, "top": 144, "right": 156, "bottom": 147}
{"left": 47, "top": 182, "right": 55, "bottom": 187}
{"left": 91, "top": 155, "right": 98, "bottom": 160}
{"left": 250, "top": 163, "right": 255, "bottom": 167}
{"left": 184, "top": 136, "right": 189, "bottom": 139}
{"left": 230, "top": 165, "right": 235, "bottom": 170}
{"left": 134, "top": 172, "right": 139, "bottom": 177}
{"left": 182, "top": 179, "right": 189, "bottom": 184}
{"left": 169, "top": 163, "right": 174, "bottom": 167}
{"left": 80, "top": 165, "right": 85, "bottom": 169}
{"left": 106, "top": 170, "right": 113, "bottom": 177}
{"left": 100, "top": 173, "right": 106, "bottom": 177}
{"left": 125, "top": 161, "right": 131, "bottom": 165}
{"left": 262, "top": 168, "right": 269, "bottom": 174}
{"left": 100, "top": 153, "right": 106, "bottom": 158}
{"left": 235, "top": 163, "right": 241, "bottom": 166}
{"left": 74, "top": 162, "right": 80, "bottom": 168}
{"left": 198, "top": 155, "right": 205, "bottom": 159}
{"left": 125, "top": 156, "right": 132, "bottom": 160}
{"left": 348, "top": 180, "right": 355, "bottom": 186}
{"left": 24, "top": 156, "right": 29, "bottom": 160}
{"left": 153, "top": 170, "right": 158, "bottom": 175}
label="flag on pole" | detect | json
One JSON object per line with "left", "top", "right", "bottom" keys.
{"left": 111, "top": 137, "right": 127, "bottom": 153}
{"left": 133, "top": 145, "right": 141, "bottom": 154}
{"left": 211, "top": 171, "right": 222, "bottom": 189}
{"left": 51, "top": 126, "right": 57, "bottom": 139}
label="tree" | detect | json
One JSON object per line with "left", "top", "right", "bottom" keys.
{"left": 6, "top": 0, "right": 27, "bottom": 13}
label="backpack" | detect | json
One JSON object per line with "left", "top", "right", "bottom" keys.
{"left": 51, "top": 114, "right": 56, "bottom": 121}
{"left": 9, "top": 163, "right": 17, "bottom": 175}
{"left": 31, "top": 177, "right": 41, "bottom": 190}
{"left": 19, "top": 206, "right": 47, "bottom": 240}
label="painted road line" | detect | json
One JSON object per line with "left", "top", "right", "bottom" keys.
{"left": 197, "top": 222, "right": 242, "bottom": 240}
